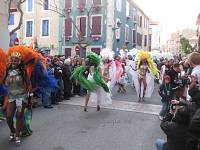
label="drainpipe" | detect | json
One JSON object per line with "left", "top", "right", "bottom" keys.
{"left": 58, "top": 0, "right": 64, "bottom": 55}
{"left": 106, "top": 0, "right": 114, "bottom": 50}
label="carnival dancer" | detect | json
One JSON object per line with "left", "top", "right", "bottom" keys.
{"left": 134, "top": 50, "right": 159, "bottom": 102}
{"left": 126, "top": 54, "right": 137, "bottom": 87}
{"left": 4, "top": 50, "right": 32, "bottom": 146}
{"left": 100, "top": 48, "right": 116, "bottom": 95}
{"left": 0, "top": 48, "right": 9, "bottom": 121}
{"left": 71, "top": 52, "right": 111, "bottom": 112}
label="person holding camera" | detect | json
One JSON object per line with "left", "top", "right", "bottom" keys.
{"left": 155, "top": 106, "right": 190, "bottom": 150}
{"left": 158, "top": 75, "right": 174, "bottom": 120}
{"left": 171, "top": 74, "right": 200, "bottom": 150}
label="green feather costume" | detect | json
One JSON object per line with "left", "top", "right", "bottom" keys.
{"left": 71, "top": 52, "right": 109, "bottom": 93}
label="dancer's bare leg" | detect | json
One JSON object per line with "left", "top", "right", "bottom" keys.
{"left": 84, "top": 93, "right": 90, "bottom": 112}
{"left": 138, "top": 78, "right": 142, "bottom": 102}
{"left": 142, "top": 79, "right": 147, "bottom": 101}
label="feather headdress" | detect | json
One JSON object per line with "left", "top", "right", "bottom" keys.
{"left": 137, "top": 50, "right": 159, "bottom": 78}
{"left": 100, "top": 48, "right": 114, "bottom": 61}
{"left": 87, "top": 52, "right": 101, "bottom": 66}
{"left": 0, "top": 48, "right": 8, "bottom": 81}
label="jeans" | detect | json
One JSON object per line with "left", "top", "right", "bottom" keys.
{"left": 41, "top": 88, "right": 52, "bottom": 106}
{"left": 159, "top": 101, "right": 169, "bottom": 117}
{"left": 155, "top": 139, "right": 166, "bottom": 150}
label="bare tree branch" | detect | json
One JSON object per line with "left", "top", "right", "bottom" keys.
{"left": 9, "top": 0, "right": 26, "bottom": 36}
{"left": 8, "top": 0, "right": 12, "bottom": 24}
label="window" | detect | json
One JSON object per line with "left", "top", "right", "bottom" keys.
{"left": 65, "top": 18, "right": 72, "bottom": 37}
{"left": 91, "top": 16, "right": 102, "bottom": 36}
{"left": 65, "top": 48, "right": 71, "bottom": 57}
{"left": 43, "top": 0, "right": 49, "bottom": 10}
{"left": 91, "top": 47, "right": 101, "bottom": 55}
{"left": 78, "top": 0, "right": 86, "bottom": 9}
{"left": 93, "top": 0, "right": 101, "bottom": 6}
{"left": 137, "top": 33, "right": 142, "bottom": 46}
{"left": 27, "top": 0, "right": 33, "bottom": 12}
{"left": 126, "top": 2, "right": 130, "bottom": 17}
{"left": 144, "top": 35, "right": 147, "bottom": 47}
{"left": 65, "top": 0, "right": 72, "bottom": 10}
{"left": 26, "top": 20, "right": 33, "bottom": 37}
{"left": 140, "top": 16, "right": 142, "bottom": 27}
{"left": 116, "top": 0, "right": 121, "bottom": 12}
{"left": 125, "top": 25, "right": 129, "bottom": 41}
{"left": 132, "top": 30, "right": 136, "bottom": 44}
{"left": 41, "top": 19, "right": 49, "bottom": 37}
{"left": 9, "top": 14, "right": 14, "bottom": 25}
{"left": 77, "top": 17, "right": 87, "bottom": 37}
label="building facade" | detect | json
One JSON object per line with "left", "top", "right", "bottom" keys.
{"left": 149, "top": 20, "right": 162, "bottom": 51}
{"left": 17, "top": 0, "right": 60, "bottom": 55}
{"left": 61, "top": 0, "right": 150, "bottom": 57}
{"left": 0, "top": 1, "right": 10, "bottom": 50}
{"left": 197, "top": 13, "right": 200, "bottom": 52}
{"left": 165, "top": 28, "right": 197, "bottom": 55}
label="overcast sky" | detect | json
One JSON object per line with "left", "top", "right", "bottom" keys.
{"left": 133, "top": 0, "right": 200, "bottom": 43}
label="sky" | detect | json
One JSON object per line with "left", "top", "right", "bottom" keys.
{"left": 133, "top": 0, "right": 200, "bottom": 43}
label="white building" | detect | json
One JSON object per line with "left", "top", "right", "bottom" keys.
{"left": 149, "top": 20, "right": 162, "bottom": 51}
{"left": 0, "top": 1, "right": 10, "bottom": 50}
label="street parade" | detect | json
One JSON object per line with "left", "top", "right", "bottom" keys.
{"left": 0, "top": 0, "right": 200, "bottom": 150}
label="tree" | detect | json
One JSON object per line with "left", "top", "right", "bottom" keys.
{"left": 8, "top": 0, "right": 26, "bottom": 37}
{"left": 180, "top": 37, "right": 192, "bottom": 54}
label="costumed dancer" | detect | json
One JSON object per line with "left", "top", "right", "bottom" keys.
{"left": 4, "top": 49, "right": 32, "bottom": 146}
{"left": 114, "top": 56, "right": 124, "bottom": 92}
{"left": 100, "top": 48, "right": 116, "bottom": 95}
{"left": 71, "top": 52, "right": 112, "bottom": 112}
{"left": 134, "top": 50, "right": 159, "bottom": 102}
{"left": 0, "top": 48, "right": 9, "bottom": 121}
{"left": 126, "top": 53, "right": 138, "bottom": 88}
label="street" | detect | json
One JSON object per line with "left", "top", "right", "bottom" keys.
{"left": 0, "top": 85, "right": 165, "bottom": 150}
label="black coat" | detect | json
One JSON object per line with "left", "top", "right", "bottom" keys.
{"left": 158, "top": 83, "right": 174, "bottom": 102}
{"left": 161, "top": 113, "right": 188, "bottom": 150}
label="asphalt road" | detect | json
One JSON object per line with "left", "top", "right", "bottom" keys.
{"left": 0, "top": 85, "right": 164, "bottom": 150}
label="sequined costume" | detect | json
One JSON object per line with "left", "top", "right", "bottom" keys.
{"left": 138, "top": 64, "right": 148, "bottom": 79}
{"left": 5, "top": 68, "right": 27, "bottom": 103}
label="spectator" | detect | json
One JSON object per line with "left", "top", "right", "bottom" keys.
{"left": 62, "top": 59, "right": 72, "bottom": 100}
{"left": 158, "top": 75, "right": 174, "bottom": 120}
{"left": 188, "top": 52, "right": 200, "bottom": 89}
{"left": 155, "top": 106, "right": 190, "bottom": 150}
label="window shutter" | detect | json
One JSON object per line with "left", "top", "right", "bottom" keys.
{"left": 132, "top": 30, "right": 136, "bottom": 44}
{"left": 91, "top": 48, "right": 101, "bottom": 55}
{"left": 65, "top": 18, "right": 72, "bottom": 37}
{"left": 93, "top": 0, "right": 101, "bottom": 6}
{"left": 92, "top": 16, "right": 102, "bottom": 35}
{"left": 80, "top": 17, "right": 86, "bottom": 36}
{"left": 78, "top": 0, "right": 86, "bottom": 8}
{"left": 65, "top": 0, "right": 72, "bottom": 9}
{"left": 65, "top": 48, "right": 71, "bottom": 57}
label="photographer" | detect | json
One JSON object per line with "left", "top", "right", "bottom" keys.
{"left": 171, "top": 74, "right": 200, "bottom": 150}
{"left": 158, "top": 75, "right": 174, "bottom": 120}
{"left": 155, "top": 105, "right": 190, "bottom": 150}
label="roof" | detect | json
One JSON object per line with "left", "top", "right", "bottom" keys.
{"left": 128, "top": 0, "right": 150, "bottom": 19}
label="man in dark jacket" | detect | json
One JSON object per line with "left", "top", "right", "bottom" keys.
{"left": 155, "top": 106, "right": 190, "bottom": 150}
{"left": 62, "top": 59, "right": 72, "bottom": 100}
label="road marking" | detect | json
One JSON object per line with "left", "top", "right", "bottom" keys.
{"left": 60, "top": 98, "right": 161, "bottom": 115}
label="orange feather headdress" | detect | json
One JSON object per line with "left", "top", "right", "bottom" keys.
{"left": 0, "top": 48, "right": 8, "bottom": 82}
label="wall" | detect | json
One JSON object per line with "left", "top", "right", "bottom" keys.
{"left": 0, "top": 1, "right": 9, "bottom": 50}
{"left": 20, "top": 0, "right": 60, "bottom": 55}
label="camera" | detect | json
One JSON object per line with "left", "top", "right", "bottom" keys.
{"left": 170, "top": 103, "right": 177, "bottom": 111}
{"left": 174, "top": 76, "right": 192, "bottom": 86}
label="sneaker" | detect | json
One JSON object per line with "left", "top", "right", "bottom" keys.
{"left": 15, "top": 137, "right": 21, "bottom": 146}
{"left": 9, "top": 133, "right": 15, "bottom": 141}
